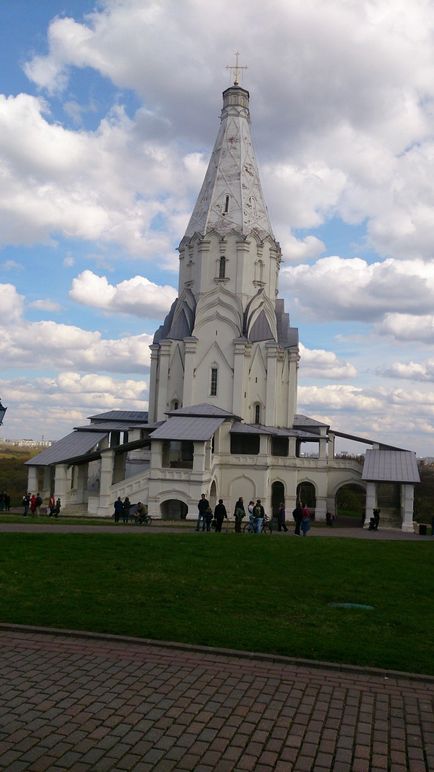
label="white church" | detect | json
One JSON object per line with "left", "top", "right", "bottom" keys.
{"left": 27, "top": 77, "right": 419, "bottom": 530}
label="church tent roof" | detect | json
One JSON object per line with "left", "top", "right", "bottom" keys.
{"left": 362, "top": 450, "right": 420, "bottom": 483}
{"left": 25, "top": 431, "right": 107, "bottom": 467}
{"left": 150, "top": 416, "right": 225, "bottom": 441}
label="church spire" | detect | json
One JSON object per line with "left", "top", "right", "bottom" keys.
{"left": 184, "top": 79, "right": 274, "bottom": 240}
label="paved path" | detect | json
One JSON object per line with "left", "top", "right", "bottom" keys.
{"left": 1, "top": 628, "right": 433, "bottom": 771}
{"left": 0, "top": 522, "right": 427, "bottom": 539}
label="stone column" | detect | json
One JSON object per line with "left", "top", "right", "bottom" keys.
{"left": 315, "top": 496, "right": 327, "bottom": 522}
{"left": 27, "top": 465, "right": 38, "bottom": 493}
{"left": 150, "top": 440, "right": 163, "bottom": 470}
{"left": 364, "top": 481, "right": 377, "bottom": 527}
{"left": 147, "top": 344, "right": 160, "bottom": 423}
{"left": 97, "top": 449, "right": 115, "bottom": 516}
{"left": 54, "top": 464, "right": 68, "bottom": 504}
{"left": 183, "top": 337, "right": 198, "bottom": 407}
{"left": 265, "top": 343, "right": 278, "bottom": 426}
{"left": 328, "top": 433, "right": 336, "bottom": 460}
{"left": 193, "top": 441, "right": 206, "bottom": 474}
{"left": 401, "top": 484, "right": 415, "bottom": 533}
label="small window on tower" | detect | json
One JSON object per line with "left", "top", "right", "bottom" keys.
{"left": 210, "top": 367, "right": 218, "bottom": 396}
{"left": 224, "top": 195, "right": 229, "bottom": 213}
{"left": 255, "top": 404, "right": 261, "bottom": 424}
{"left": 219, "top": 256, "right": 226, "bottom": 279}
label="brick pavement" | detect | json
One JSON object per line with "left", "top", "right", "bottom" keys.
{"left": 0, "top": 629, "right": 433, "bottom": 771}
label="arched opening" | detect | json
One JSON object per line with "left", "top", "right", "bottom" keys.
{"left": 271, "top": 481, "right": 285, "bottom": 518}
{"left": 297, "top": 482, "right": 316, "bottom": 514}
{"left": 335, "top": 483, "right": 366, "bottom": 526}
{"left": 160, "top": 499, "right": 188, "bottom": 520}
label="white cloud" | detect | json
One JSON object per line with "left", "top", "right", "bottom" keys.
{"left": 299, "top": 343, "right": 356, "bottom": 379}
{"left": 281, "top": 257, "right": 434, "bottom": 322}
{"left": 70, "top": 270, "right": 177, "bottom": 318}
{"left": 19, "top": 0, "right": 434, "bottom": 262}
{"left": 376, "top": 313, "right": 434, "bottom": 343}
{"left": 382, "top": 359, "right": 434, "bottom": 382}
{"left": 0, "top": 372, "right": 148, "bottom": 440}
{"left": 0, "top": 282, "right": 152, "bottom": 374}
{"left": 29, "top": 299, "right": 61, "bottom": 312}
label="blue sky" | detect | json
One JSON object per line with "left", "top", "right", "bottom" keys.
{"left": 1, "top": 0, "right": 434, "bottom": 456}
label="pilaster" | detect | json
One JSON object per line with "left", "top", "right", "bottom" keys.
{"left": 265, "top": 342, "right": 278, "bottom": 426}
{"left": 156, "top": 340, "right": 172, "bottom": 421}
{"left": 183, "top": 337, "right": 198, "bottom": 406}
{"left": 233, "top": 339, "right": 247, "bottom": 417}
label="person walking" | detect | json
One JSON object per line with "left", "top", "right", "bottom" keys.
{"left": 253, "top": 499, "right": 265, "bottom": 533}
{"left": 301, "top": 504, "right": 311, "bottom": 536}
{"left": 292, "top": 503, "right": 303, "bottom": 535}
{"left": 53, "top": 498, "right": 61, "bottom": 517}
{"left": 214, "top": 499, "right": 227, "bottom": 532}
{"left": 113, "top": 497, "right": 123, "bottom": 523}
{"left": 22, "top": 493, "right": 30, "bottom": 516}
{"left": 30, "top": 494, "right": 37, "bottom": 516}
{"left": 277, "top": 502, "right": 288, "bottom": 532}
{"left": 233, "top": 497, "right": 245, "bottom": 533}
{"left": 35, "top": 493, "right": 42, "bottom": 516}
{"left": 48, "top": 494, "right": 56, "bottom": 517}
{"left": 196, "top": 493, "right": 209, "bottom": 531}
{"left": 122, "top": 496, "right": 131, "bottom": 524}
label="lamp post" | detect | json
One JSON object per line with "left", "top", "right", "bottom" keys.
{"left": 0, "top": 399, "right": 7, "bottom": 426}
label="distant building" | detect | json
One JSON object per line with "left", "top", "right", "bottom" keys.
{"left": 26, "top": 80, "right": 419, "bottom": 529}
{"left": 2, "top": 438, "right": 52, "bottom": 448}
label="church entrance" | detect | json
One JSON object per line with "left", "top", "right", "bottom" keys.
{"left": 271, "top": 481, "right": 285, "bottom": 517}
{"left": 297, "top": 482, "right": 316, "bottom": 512}
{"left": 160, "top": 499, "right": 188, "bottom": 520}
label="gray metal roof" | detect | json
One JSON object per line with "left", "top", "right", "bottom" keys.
{"left": 25, "top": 431, "right": 107, "bottom": 467}
{"left": 166, "top": 403, "right": 236, "bottom": 418}
{"left": 88, "top": 410, "right": 148, "bottom": 422}
{"left": 76, "top": 422, "right": 146, "bottom": 432}
{"left": 150, "top": 416, "right": 225, "bottom": 441}
{"left": 230, "top": 421, "right": 322, "bottom": 439}
{"left": 362, "top": 450, "right": 420, "bottom": 483}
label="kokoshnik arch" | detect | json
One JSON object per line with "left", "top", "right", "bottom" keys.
{"left": 27, "top": 77, "right": 419, "bottom": 529}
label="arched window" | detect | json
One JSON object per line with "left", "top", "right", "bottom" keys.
{"left": 219, "top": 256, "right": 226, "bottom": 279}
{"left": 254, "top": 404, "right": 261, "bottom": 424}
{"left": 210, "top": 367, "right": 218, "bottom": 396}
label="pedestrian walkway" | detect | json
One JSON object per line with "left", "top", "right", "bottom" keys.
{"left": 0, "top": 521, "right": 426, "bottom": 539}
{"left": 0, "top": 627, "right": 433, "bottom": 771}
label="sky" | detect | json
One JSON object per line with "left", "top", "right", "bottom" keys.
{"left": 1, "top": 0, "right": 434, "bottom": 456}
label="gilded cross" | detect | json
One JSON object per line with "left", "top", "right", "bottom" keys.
{"left": 226, "top": 52, "right": 247, "bottom": 86}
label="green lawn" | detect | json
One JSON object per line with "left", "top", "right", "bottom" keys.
{"left": 0, "top": 533, "right": 432, "bottom": 675}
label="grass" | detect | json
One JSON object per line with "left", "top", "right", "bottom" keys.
{"left": 0, "top": 533, "right": 432, "bottom": 675}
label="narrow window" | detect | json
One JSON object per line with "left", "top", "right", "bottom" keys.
{"left": 224, "top": 195, "right": 229, "bottom": 213}
{"left": 219, "top": 256, "right": 226, "bottom": 279}
{"left": 255, "top": 404, "right": 261, "bottom": 424}
{"left": 210, "top": 367, "right": 218, "bottom": 396}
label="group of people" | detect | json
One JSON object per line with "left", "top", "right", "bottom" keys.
{"left": 196, "top": 494, "right": 311, "bottom": 535}
{"left": 113, "top": 496, "right": 147, "bottom": 523}
{"left": 22, "top": 493, "right": 61, "bottom": 516}
{"left": 22, "top": 493, "right": 61, "bottom": 517}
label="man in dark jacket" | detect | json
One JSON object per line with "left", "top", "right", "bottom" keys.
{"left": 292, "top": 504, "right": 303, "bottom": 536}
{"left": 196, "top": 493, "right": 209, "bottom": 531}
{"left": 214, "top": 499, "right": 227, "bottom": 532}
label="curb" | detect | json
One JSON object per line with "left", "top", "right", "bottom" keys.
{"left": 1, "top": 622, "right": 433, "bottom": 685}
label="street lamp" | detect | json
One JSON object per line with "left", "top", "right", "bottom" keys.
{"left": 0, "top": 399, "right": 7, "bottom": 426}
